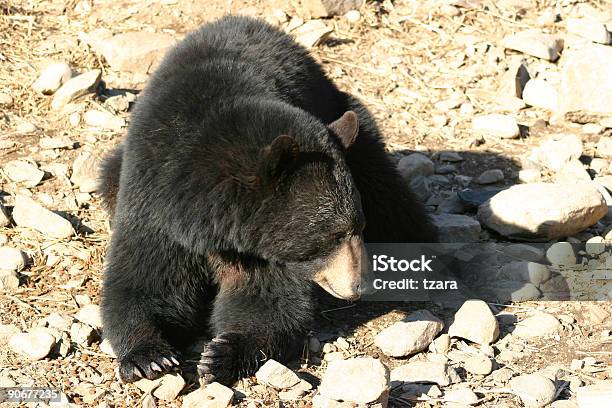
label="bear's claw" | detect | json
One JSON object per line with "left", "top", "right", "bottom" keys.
{"left": 118, "top": 344, "right": 181, "bottom": 382}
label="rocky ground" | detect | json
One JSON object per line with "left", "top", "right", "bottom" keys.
{"left": 1, "top": 0, "right": 612, "bottom": 407}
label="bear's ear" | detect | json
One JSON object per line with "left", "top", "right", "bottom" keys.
{"left": 263, "top": 134, "right": 299, "bottom": 178}
{"left": 329, "top": 111, "right": 359, "bottom": 148}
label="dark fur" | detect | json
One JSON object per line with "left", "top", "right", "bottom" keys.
{"left": 100, "top": 15, "right": 436, "bottom": 385}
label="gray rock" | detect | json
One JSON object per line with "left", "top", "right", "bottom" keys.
{"left": 502, "top": 29, "right": 563, "bottom": 61}
{"left": 585, "top": 236, "right": 606, "bottom": 256}
{"left": 375, "top": 310, "right": 443, "bottom": 357}
{"left": 32, "top": 62, "right": 72, "bottom": 95}
{"left": 255, "top": 359, "right": 300, "bottom": 389}
{"left": 182, "top": 382, "right": 234, "bottom": 408}
{"left": 513, "top": 312, "right": 561, "bottom": 338}
{"left": 409, "top": 175, "right": 432, "bottom": 200}
{"left": 436, "top": 164, "right": 457, "bottom": 174}
{"left": 439, "top": 151, "right": 463, "bottom": 162}
{"left": 71, "top": 152, "right": 101, "bottom": 193}
{"left": 497, "top": 261, "right": 551, "bottom": 286}
{"left": 398, "top": 153, "right": 435, "bottom": 179}
{"left": 567, "top": 17, "right": 612, "bottom": 45}
{"left": 561, "top": 42, "right": 612, "bottom": 115}
{"left": 9, "top": 329, "right": 56, "bottom": 360}
{"left": 318, "top": 358, "right": 389, "bottom": 404}
{"left": 3, "top": 160, "right": 45, "bottom": 186}
{"left": 431, "top": 214, "right": 481, "bottom": 243}
{"left": 472, "top": 114, "right": 520, "bottom": 139}
{"left": 390, "top": 361, "right": 460, "bottom": 386}
{"left": 12, "top": 195, "right": 74, "bottom": 239}
{"left": 0, "top": 247, "right": 27, "bottom": 271}
{"left": 522, "top": 78, "right": 560, "bottom": 111}
{"left": 458, "top": 187, "right": 505, "bottom": 208}
{"left": 546, "top": 242, "right": 577, "bottom": 266}
{"left": 509, "top": 373, "right": 556, "bottom": 407}
{"left": 476, "top": 169, "right": 504, "bottom": 184}
{"left": 448, "top": 299, "right": 499, "bottom": 345}
{"left": 477, "top": 183, "right": 607, "bottom": 241}
{"left": 301, "top": 0, "right": 364, "bottom": 17}
{"left": 502, "top": 244, "right": 544, "bottom": 262}
{"left": 152, "top": 373, "right": 185, "bottom": 401}
{"left": 51, "top": 70, "right": 101, "bottom": 111}
{"left": 438, "top": 194, "right": 467, "bottom": 214}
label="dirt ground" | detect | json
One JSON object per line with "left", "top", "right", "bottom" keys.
{"left": 1, "top": 0, "right": 611, "bottom": 407}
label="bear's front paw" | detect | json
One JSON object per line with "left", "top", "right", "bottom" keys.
{"left": 118, "top": 343, "right": 181, "bottom": 383}
{"left": 198, "top": 332, "right": 254, "bottom": 385}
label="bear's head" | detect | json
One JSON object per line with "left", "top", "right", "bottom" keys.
{"left": 211, "top": 106, "right": 371, "bottom": 301}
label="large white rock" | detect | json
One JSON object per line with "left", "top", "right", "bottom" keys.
{"left": 0, "top": 247, "right": 27, "bottom": 271}
{"left": 51, "top": 70, "right": 101, "bottom": 111}
{"left": 560, "top": 42, "right": 612, "bottom": 115}
{"left": 477, "top": 183, "right": 607, "bottom": 241}
{"left": 375, "top": 309, "right": 443, "bottom": 357}
{"left": 32, "top": 62, "right": 72, "bottom": 95}
{"left": 510, "top": 373, "right": 556, "bottom": 407}
{"left": 318, "top": 358, "right": 389, "bottom": 404}
{"left": 502, "top": 30, "right": 563, "bottom": 61}
{"left": 390, "top": 361, "right": 460, "bottom": 386}
{"left": 12, "top": 195, "right": 74, "bottom": 239}
{"left": 513, "top": 312, "right": 561, "bottom": 338}
{"left": 86, "top": 31, "right": 175, "bottom": 75}
{"left": 472, "top": 114, "right": 520, "bottom": 139}
{"left": 448, "top": 299, "right": 499, "bottom": 345}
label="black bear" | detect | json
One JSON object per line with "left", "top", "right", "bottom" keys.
{"left": 99, "top": 15, "right": 437, "bottom": 385}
